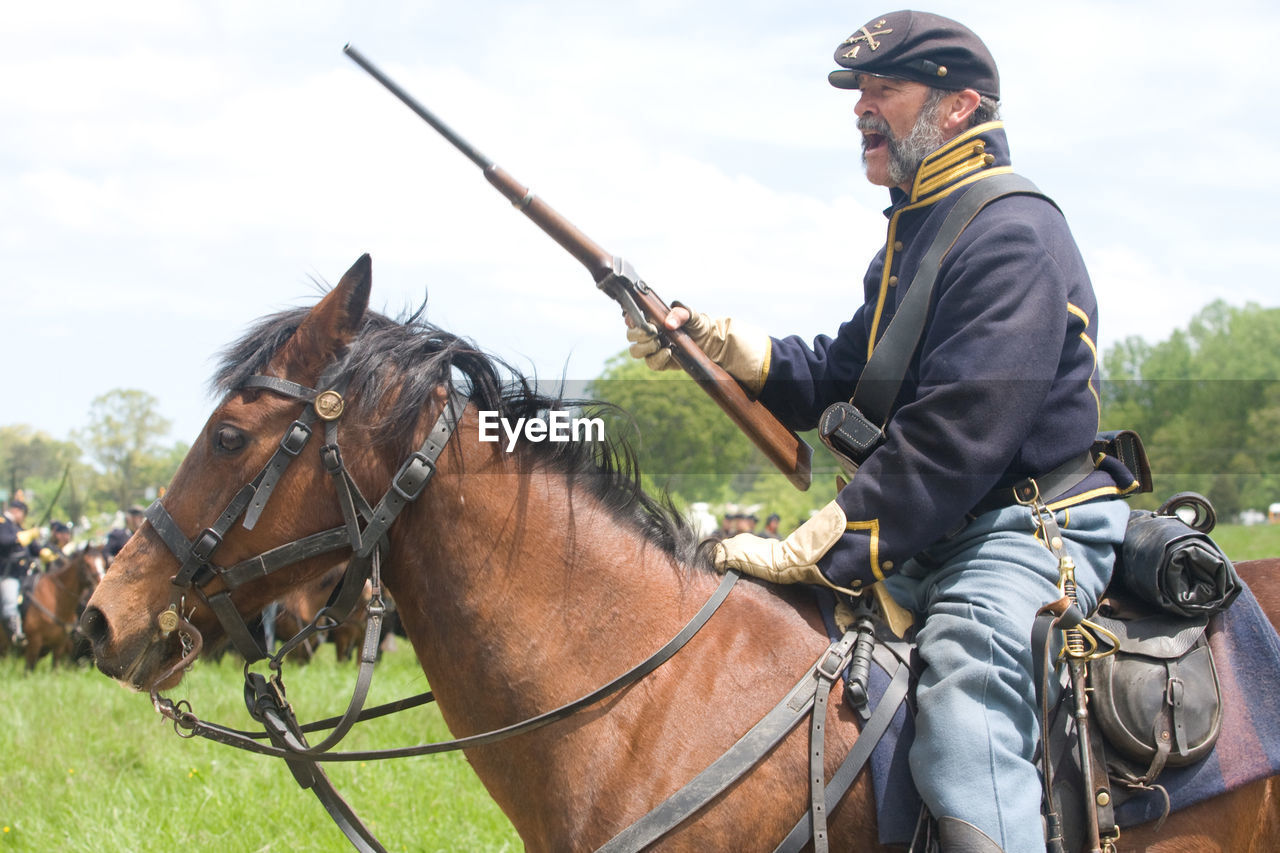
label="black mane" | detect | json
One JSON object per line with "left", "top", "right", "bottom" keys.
{"left": 212, "top": 299, "right": 706, "bottom": 567}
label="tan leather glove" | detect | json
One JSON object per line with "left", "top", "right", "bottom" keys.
{"left": 626, "top": 304, "right": 771, "bottom": 396}
{"left": 713, "top": 501, "right": 856, "bottom": 595}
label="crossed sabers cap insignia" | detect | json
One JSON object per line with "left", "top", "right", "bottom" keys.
{"left": 842, "top": 19, "right": 892, "bottom": 59}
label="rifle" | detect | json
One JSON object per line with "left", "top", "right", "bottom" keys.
{"left": 35, "top": 464, "right": 71, "bottom": 530}
{"left": 343, "top": 45, "right": 812, "bottom": 491}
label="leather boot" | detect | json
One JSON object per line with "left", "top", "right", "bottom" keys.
{"left": 937, "top": 816, "right": 1006, "bottom": 853}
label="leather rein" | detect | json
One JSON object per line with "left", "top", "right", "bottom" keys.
{"left": 137, "top": 365, "right": 897, "bottom": 853}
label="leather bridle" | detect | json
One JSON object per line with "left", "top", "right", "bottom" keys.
{"left": 131, "top": 361, "right": 889, "bottom": 853}
{"left": 143, "top": 363, "right": 466, "bottom": 666}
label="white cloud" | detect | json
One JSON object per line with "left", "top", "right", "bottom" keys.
{"left": 1086, "top": 245, "right": 1204, "bottom": 357}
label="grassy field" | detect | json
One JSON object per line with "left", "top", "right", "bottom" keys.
{"left": 0, "top": 644, "right": 521, "bottom": 853}
{"left": 1204, "top": 522, "right": 1280, "bottom": 562}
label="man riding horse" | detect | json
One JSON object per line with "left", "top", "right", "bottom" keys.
{"left": 628, "top": 11, "right": 1141, "bottom": 852}
{"left": 1, "top": 498, "right": 43, "bottom": 646}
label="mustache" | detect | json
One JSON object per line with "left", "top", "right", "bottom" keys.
{"left": 857, "top": 114, "right": 895, "bottom": 155}
{"left": 856, "top": 114, "right": 892, "bottom": 135}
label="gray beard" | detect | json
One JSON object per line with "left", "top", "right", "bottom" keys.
{"left": 859, "top": 91, "right": 948, "bottom": 186}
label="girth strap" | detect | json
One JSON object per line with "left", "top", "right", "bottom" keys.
{"left": 598, "top": 628, "right": 861, "bottom": 853}
{"left": 774, "top": 657, "right": 912, "bottom": 853}
{"left": 809, "top": 635, "right": 847, "bottom": 853}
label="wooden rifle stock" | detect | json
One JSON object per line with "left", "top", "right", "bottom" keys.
{"left": 344, "top": 44, "right": 812, "bottom": 490}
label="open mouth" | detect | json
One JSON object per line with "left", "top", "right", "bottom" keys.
{"left": 862, "top": 132, "right": 888, "bottom": 154}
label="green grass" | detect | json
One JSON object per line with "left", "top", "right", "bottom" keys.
{"left": 1208, "top": 523, "right": 1280, "bottom": 561}
{"left": 0, "top": 645, "right": 520, "bottom": 852}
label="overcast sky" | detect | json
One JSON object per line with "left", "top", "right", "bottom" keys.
{"left": 5, "top": 0, "right": 1277, "bottom": 447}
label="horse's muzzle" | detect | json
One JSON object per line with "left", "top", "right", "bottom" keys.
{"left": 80, "top": 604, "right": 127, "bottom": 679}
{"left": 80, "top": 604, "right": 176, "bottom": 690}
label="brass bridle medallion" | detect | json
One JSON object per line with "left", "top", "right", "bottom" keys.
{"left": 314, "top": 389, "right": 345, "bottom": 421}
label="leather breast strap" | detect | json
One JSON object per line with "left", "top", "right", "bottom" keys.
{"left": 598, "top": 630, "right": 914, "bottom": 853}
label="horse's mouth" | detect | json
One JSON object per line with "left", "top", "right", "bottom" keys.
{"left": 83, "top": 606, "right": 190, "bottom": 692}
{"left": 90, "top": 638, "right": 169, "bottom": 691}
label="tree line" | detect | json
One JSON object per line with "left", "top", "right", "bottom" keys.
{"left": 3, "top": 300, "right": 1276, "bottom": 538}
{"left": 1100, "top": 301, "right": 1280, "bottom": 517}
{"left": 1, "top": 390, "right": 187, "bottom": 532}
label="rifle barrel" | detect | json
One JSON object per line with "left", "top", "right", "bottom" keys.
{"left": 343, "top": 44, "right": 492, "bottom": 170}
{"left": 343, "top": 44, "right": 813, "bottom": 490}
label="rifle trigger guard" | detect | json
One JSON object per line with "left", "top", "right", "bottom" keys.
{"left": 598, "top": 257, "right": 659, "bottom": 337}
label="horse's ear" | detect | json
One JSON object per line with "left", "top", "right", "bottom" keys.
{"left": 271, "top": 255, "right": 372, "bottom": 382}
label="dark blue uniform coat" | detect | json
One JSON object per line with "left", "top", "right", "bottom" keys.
{"left": 757, "top": 123, "right": 1137, "bottom": 589}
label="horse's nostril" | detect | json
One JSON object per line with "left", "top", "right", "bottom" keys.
{"left": 80, "top": 605, "right": 109, "bottom": 645}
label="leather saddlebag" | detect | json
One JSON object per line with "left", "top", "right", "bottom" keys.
{"left": 1090, "top": 613, "right": 1222, "bottom": 780}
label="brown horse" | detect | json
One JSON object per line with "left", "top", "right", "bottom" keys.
{"left": 22, "top": 545, "right": 106, "bottom": 671}
{"left": 81, "top": 256, "right": 1279, "bottom": 851}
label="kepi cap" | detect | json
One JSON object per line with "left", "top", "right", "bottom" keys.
{"left": 828, "top": 11, "right": 999, "bottom": 100}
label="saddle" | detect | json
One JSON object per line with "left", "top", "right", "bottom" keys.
{"left": 815, "top": 493, "right": 1280, "bottom": 852}
{"left": 815, "top": 582, "right": 1280, "bottom": 853}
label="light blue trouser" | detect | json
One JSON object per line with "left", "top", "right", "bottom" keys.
{"left": 883, "top": 499, "right": 1129, "bottom": 853}
{"left": 0, "top": 576, "right": 21, "bottom": 628}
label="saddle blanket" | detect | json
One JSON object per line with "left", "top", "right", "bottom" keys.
{"left": 816, "top": 582, "right": 1280, "bottom": 845}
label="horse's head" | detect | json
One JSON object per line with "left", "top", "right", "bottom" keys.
{"left": 75, "top": 545, "right": 107, "bottom": 592}
{"left": 82, "top": 256, "right": 378, "bottom": 691}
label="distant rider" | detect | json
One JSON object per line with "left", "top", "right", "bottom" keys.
{"left": 104, "top": 505, "right": 145, "bottom": 561}
{"left": 1, "top": 498, "right": 40, "bottom": 645}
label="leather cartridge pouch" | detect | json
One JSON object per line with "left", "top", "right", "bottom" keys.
{"left": 1090, "top": 612, "right": 1222, "bottom": 782}
{"left": 818, "top": 402, "right": 884, "bottom": 477}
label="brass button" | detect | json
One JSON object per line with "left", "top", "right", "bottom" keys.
{"left": 983, "top": 154, "right": 995, "bottom": 166}
{"left": 894, "top": 241, "right": 904, "bottom": 252}
{"left": 888, "top": 276, "right": 899, "bottom": 287}
{"left": 881, "top": 560, "right": 894, "bottom": 572}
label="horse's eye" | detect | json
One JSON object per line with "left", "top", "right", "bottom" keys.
{"left": 214, "top": 425, "right": 246, "bottom": 453}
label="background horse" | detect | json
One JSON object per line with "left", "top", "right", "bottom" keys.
{"left": 81, "top": 256, "right": 1279, "bottom": 851}
{"left": 272, "top": 563, "right": 371, "bottom": 663}
{"left": 22, "top": 545, "right": 105, "bottom": 671}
